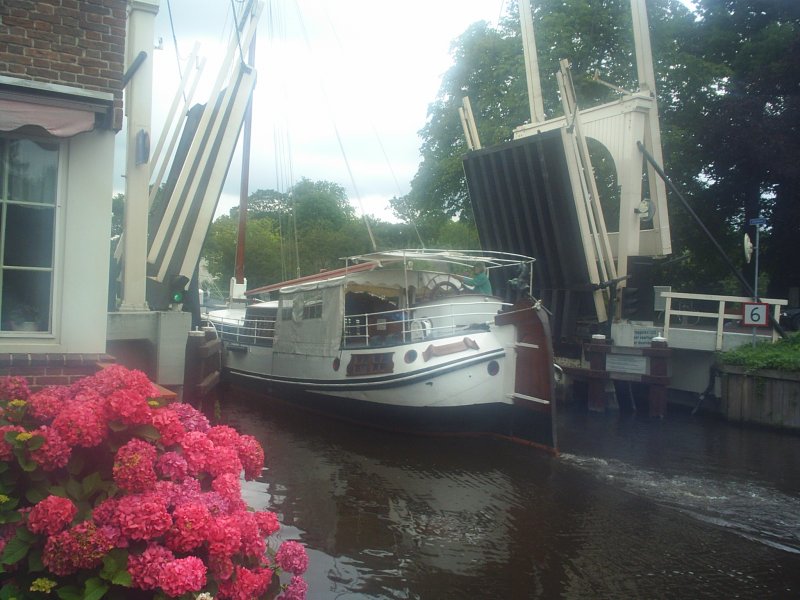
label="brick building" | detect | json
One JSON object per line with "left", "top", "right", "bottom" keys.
{"left": 0, "top": 0, "right": 129, "bottom": 386}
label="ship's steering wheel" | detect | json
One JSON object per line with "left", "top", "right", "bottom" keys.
{"left": 431, "top": 279, "right": 459, "bottom": 300}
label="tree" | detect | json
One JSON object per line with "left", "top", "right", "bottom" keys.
{"left": 396, "top": 0, "right": 799, "bottom": 298}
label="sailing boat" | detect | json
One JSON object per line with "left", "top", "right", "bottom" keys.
{"left": 207, "top": 249, "right": 558, "bottom": 452}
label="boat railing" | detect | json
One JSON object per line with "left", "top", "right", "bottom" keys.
{"left": 343, "top": 299, "right": 509, "bottom": 348}
{"left": 209, "top": 314, "right": 277, "bottom": 347}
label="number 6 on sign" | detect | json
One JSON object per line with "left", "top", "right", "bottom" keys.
{"left": 743, "top": 303, "right": 769, "bottom": 327}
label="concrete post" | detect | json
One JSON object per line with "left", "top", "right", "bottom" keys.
{"left": 119, "top": 0, "right": 159, "bottom": 311}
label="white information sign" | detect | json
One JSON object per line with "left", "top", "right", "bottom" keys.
{"left": 633, "top": 328, "right": 660, "bottom": 347}
{"left": 742, "top": 303, "right": 769, "bottom": 327}
{"left": 606, "top": 354, "right": 648, "bottom": 375}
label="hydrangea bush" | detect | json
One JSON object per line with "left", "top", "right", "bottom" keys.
{"left": 0, "top": 366, "right": 308, "bottom": 599}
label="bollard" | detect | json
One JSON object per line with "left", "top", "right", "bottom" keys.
{"left": 183, "top": 330, "right": 206, "bottom": 407}
{"left": 587, "top": 334, "right": 609, "bottom": 412}
{"left": 647, "top": 335, "right": 669, "bottom": 418}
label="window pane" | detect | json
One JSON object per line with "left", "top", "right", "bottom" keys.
{"left": 6, "top": 139, "right": 58, "bottom": 205}
{"left": 1, "top": 269, "right": 51, "bottom": 332}
{"left": 3, "top": 204, "right": 54, "bottom": 268}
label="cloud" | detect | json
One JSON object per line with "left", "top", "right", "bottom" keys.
{"left": 115, "top": 0, "right": 505, "bottom": 222}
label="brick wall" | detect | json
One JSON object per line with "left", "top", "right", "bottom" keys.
{"left": 0, "top": 0, "right": 128, "bottom": 130}
{"left": 0, "top": 353, "right": 115, "bottom": 391}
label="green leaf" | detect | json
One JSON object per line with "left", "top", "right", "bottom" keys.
{"left": 27, "top": 434, "right": 45, "bottom": 451}
{"left": 2, "top": 431, "right": 18, "bottom": 444}
{"left": 82, "top": 472, "right": 105, "bottom": 498}
{"left": 132, "top": 424, "right": 161, "bottom": 441}
{"left": 0, "top": 531, "right": 31, "bottom": 565}
{"left": 83, "top": 577, "right": 110, "bottom": 600}
{"left": 25, "top": 484, "right": 49, "bottom": 504}
{"left": 0, "top": 496, "right": 18, "bottom": 510}
{"left": 0, "top": 462, "right": 8, "bottom": 473}
{"left": 15, "top": 525, "right": 37, "bottom": 543}
{"left": 111, "top": 570, "right": 132, "bottom": 587}
{"left": 0, "top": 511, "right": 21, "bottom": 524}
{"left": 14, "top": 448, "right": 37, "bottom": 472}
{"left": 28, "top": 547, "right": 44, "bottom": 572}
{"left": 100, "top": 548, "right": 128, "bottom": 581}
{"left": 56, "top": 585, "right": 84, "bottom": 600}
{"left": 48, "top": 485, "right": 67, "bottom": 497}
{"left": 0, "top": 583, "right": 22, "bottom": 600}
{"left": 65, "top": 477, "right": 83, "bottom": 501}
{"left": 108, "top": 420, "right": 127, "bottom": 432}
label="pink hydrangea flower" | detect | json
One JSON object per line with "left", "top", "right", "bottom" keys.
{"left": 155, "top": 451, "right": 189, "bottom": 482}
{"left": 235, "top": 511, "right": 266, "bottom": 559}
{"left": 207, "top": 514, "right": 242, "bottom": 560}
{"left": 0, "top": 523, "right": 16, "bottom": 556}
{"left": 74, "top": 364, "right": 159, "bottom": 399}
{"left": 217, "top": 565, "right": 273, "bottom": 600}
{"left": 0, "top": 425, "right": 25, "bottom": 460}
{"left": 237, "top": 434, "right": 265, "bottom": 480}
{"left": 128, "top": 543, "right": 175, "bottom": 591}
{"left": 113, "top": 438, "right": 158, "bottom": 492}
{"left": 180, "top": 431, "right": 214, "bottom": 475}
{"left": 152, "top": 408, "right": 187, "bottom": 446}
{"left": 164, "top": 502, "right": 211, "bottom": 553}
{"left": 0, "top": 375, "right": 30, "bottom": 401}
{"left": 51, "top": 400, "right": 106, "bottom": 447}
{"left": 169, "top": 402, "right": 210, "bottom": 432}
{"left": 114, "top": 493, "right": 172, "bottom": 541}
{"left": 279, "top": 575, "right": 309, "bottom": 600}
{"left": 207, "top": 552, "right": 235, "bottom": 581}
{"left": 27, "top": 426, "right": 71, "bottom": 471}
{"left": 206, "top": 444, "right": 242, "bottom": 478}
{"left": 27, "top": 386, "right": 68, "bottom": 421}
{"left": 91, "top": 497, "right": 126, "bottom": 548}
{"left": 211, "top": 472, "right": 241, "bottom": 504}
{"left": 107, "top": 387, "right": 153, "bottom": 425}
{"left": 206, "top": 425, "right": 240, "bottom": 448}
{"left": 255, "top": 510, "right": 281, "bottom": 536}
{"left": 158, "top": 556, "right": 207, "bottom": 597}
{"left": 275, "top": 540, "right": 309, "bottom": 575}
{"left": 42, "top": 521, "right": 113, "bottom": 576}
{"left": 27, "top": 495, "right": 77, "bottom": 536}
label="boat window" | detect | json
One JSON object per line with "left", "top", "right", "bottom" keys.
{"left": 280, "top": 291, "right": 323, "bottom": 321}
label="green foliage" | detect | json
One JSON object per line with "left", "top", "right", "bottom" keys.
{"left": 717, "top": 333, "right": 800, "bottom": 373}
{"left": 203, "top": 178, "right": 446, "bottom": 290}
{"left": 393, "top": 0, "right": 799, "bottom": 297}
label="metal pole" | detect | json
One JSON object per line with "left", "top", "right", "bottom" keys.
{"left": 752, "top": 226, "right": 760, "bottom": 346}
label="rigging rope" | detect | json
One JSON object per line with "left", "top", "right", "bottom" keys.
{"left": 165, "top": 0, "right": 185, "bottom": 102}
{"left": 291, "top": 0, "right": 377, "bottom": 251}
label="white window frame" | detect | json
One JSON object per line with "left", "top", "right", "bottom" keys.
{"left": 0, "top": 132, "right": 65, "bottom": 341}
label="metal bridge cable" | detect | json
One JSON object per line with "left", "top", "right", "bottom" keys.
{"left": 267, "top": 0, "right": 298, "bottom": 278}
{"left": 165, "top": 0, "right": 185, "bottom": 102}
{"left": 230, "top": 0, "right": 248, "bottom": 66}
{"left": 317, "top": 2, "right": 423, "bottom": 248}
{"left": 293, "top": 1, "right": 377, "bottom": 251}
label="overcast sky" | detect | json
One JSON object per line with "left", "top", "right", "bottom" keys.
{"left": 114, "top": 0, "right": 509, "bottom": 222}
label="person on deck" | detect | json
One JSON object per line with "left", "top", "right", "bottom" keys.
{"left": 456, "top": 263, "right": 492, "bottom": 295}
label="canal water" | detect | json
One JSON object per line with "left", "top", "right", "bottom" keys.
{"left": 220, "top": 391, "right": 800, "bottom": 599}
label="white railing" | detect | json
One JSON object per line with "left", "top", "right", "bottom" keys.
{"left": 343, "top": 299, "right": 507, "bottom": 347}
{"left": 662, "top": 291, "right": 787, "bottom": 351}
{"left": 209, "top": 315, "right": 276, "bottom": 346}
{"left": 209, "top": 298, "right": 508, "bottom": 349}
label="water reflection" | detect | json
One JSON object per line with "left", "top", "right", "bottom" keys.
{"left": 221, "top": 390, "right": 800, "bottom": 599}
